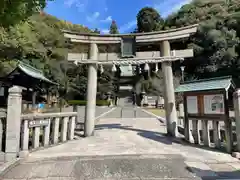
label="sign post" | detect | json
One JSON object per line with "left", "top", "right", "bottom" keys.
{"left": 175, "top": 76, "right": 235, "bottom": 153}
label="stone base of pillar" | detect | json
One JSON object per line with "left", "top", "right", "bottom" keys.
{"left": 84, "top": 131, "right": 94, "bottom": 137}
{"left": 19, "top": 150, "right": 29, "bottom": 158}
{"left": 0, "top": 152, "right": 4, "bottom": 162}
{"left": 4, "top": 153, "right": 18, "bottom": 162}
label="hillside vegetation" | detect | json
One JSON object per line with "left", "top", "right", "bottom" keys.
{"left": 0, "top": 0, "right": 240, "bottom": 102}
{"left": 165, "top": 0, "right": 240, "bottom": 81}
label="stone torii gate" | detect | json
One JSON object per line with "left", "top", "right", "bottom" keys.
{"left": 63, "top": 24, "right": 198, "bottom": 137}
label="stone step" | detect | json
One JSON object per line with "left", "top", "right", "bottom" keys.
{"left": 2, "top": 155, "right": 199, "bottom": 180}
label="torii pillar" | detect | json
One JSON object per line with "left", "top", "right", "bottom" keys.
{"left": 84, "top": 43, "right": 98, "bottom": 137}
{"left": 161, "top": 41, "right": 178, "bottom": 137}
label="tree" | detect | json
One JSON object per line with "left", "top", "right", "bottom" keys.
{"left": 136, "top": 7, "right": 164, "bottom": 32}
{"left": 0, "top": 12, "right": 92, "bottom": 103}
{"left": 93, "top": 28, "right": 100, "bottom": 34}
{"left": 109, "top": 20, "right": 119, "bottom": 34}
{"left": 164, "top": 0, "right": 240, "bottom": 80}
{"left": 0, "top": 0, "right": 53, "bottom": 27}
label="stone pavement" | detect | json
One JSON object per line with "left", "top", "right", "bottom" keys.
{"left": 1, "top": 108, "right": 240, "bottom": 179}
{"left": 63, "top": 106, "right": 113, "bottom": 121}
{"left": 102, "top": 106, "right": 154, "bottom": 118}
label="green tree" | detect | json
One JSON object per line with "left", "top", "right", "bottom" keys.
{"left": 0, "top": 0, "right": 53, "bottom": 27}
{"left": 0, "top": 12, "right": 92, "bottom": 103}
{"left": 136, "top": 7, "right": 164, "bottom": 32}
{"left": 109, "top": 20, "right": 119, "bottom": 34}
{"left": 165, "top": 0, "right": 240, "bottom": 80}
{"left": 93, "top": 28, "right": 101, "bottom": 34}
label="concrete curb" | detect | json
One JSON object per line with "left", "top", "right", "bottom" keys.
{"left": 24, "top": 153, "right": 186, "bottom": 163}
{"left": 95, "top": 107, "right": 116, "bottom": 120}
{"left": 0, "top": 158, "right": 22, "bottom": 177}
{"left": 140, "top": 108, "right": 165, "bottom": 122}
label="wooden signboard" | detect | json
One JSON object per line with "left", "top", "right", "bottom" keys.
{"left": 184, "top": 90, "right": 228, "bottom": 121}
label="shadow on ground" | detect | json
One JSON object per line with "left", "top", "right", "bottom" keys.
{"left": 95, "top": 123, "right": 232, "bottom": 154}
{"left": 186, "top": 166, "right": 240, "bottom": 179}
{"left": 96, "top": 123, "right": 186, "bottom": 145}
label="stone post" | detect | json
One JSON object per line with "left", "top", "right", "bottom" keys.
{"left": 160, "top": 41, "right": 178, "bottom": 137}
{"left": 234, "top": 89, "right": 240, "bottom": 152}
{"left": 84, "top": 43, "right": 98, "bottom": 137}
{"left": 5, "top": 86, "right": 22, "bottom": 162}
{"left": 32, "top": 91, "right": 37, "bottom": 110}
{"left": 141, "top": 92, "right": 146, "bottom": 107}
{"left": 179, "top": 103, "right": 184, "bottom": 118}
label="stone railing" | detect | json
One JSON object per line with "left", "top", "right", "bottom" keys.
{"left": 19, "top": 112, "right": 77, "bottom": 156}
{"left": 180, "top": 117, "right": 234, "bottom": 153}
{"left": 1, "top": 86, "right": 78, "bottom": 162}
{"left": 178, "top": 96, "right": 240, "bottom": 155}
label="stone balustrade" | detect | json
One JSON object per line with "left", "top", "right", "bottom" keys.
{"left": 19, "top": 112, "right": 77, "bottom": 157}
{"left": 1, "top": 86, "right": 78, "bottom": 162}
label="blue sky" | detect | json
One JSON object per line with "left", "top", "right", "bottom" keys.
{"left": 45, "top": 0, "right": 191, "bottom": 33}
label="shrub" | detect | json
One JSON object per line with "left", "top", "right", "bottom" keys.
{"left": 68, "top": 100, "right": 109, "bottom": 106}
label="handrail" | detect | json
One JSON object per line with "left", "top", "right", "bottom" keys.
{"left": 21, "top": 112, "right": 77, "bottom": 119}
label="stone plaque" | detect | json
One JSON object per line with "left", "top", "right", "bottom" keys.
{"left": 29, "top": 119, "right": 49, "bottom": 128}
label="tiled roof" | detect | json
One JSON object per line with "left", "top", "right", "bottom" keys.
{"left": 175, "top": 76, "right": 234, "bottom": 93}
{"left": 18, "top": 61, "right": 57, "bottom": 85}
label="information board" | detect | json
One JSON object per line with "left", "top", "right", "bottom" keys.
{"left": 186, "top": 96, "right": 198, "bottom": 114}
{"left": 204, "top": 94, "right": 224, "bottom": 114}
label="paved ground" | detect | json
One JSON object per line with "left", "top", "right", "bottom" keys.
{"left": 63, "top": 106, "right": 113, "bottom": 121}
{"left": 103, "top": 106, "right": 154, "bottom": 118}
{"left": 2, "top": 155, "right": 200, "bottom": 180}
{"left": 1, "top": 107, "right": 240, "bottom": 179}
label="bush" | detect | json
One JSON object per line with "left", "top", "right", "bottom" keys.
{"left": 68, "top": 100, "right": 87, "bottom": 106}
{"left": 68, "top": 100, "right": 109, "bottom": 106}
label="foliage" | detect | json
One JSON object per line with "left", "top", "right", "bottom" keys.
{"left": 0, "top": 12, "right": 92, "bottom": 102}
{"left": 0, "top": 0, "right": 52, "bottom": 28}
{"left": 68, "top": 100, "right": 110, "bottom": 106}
{"left": 93, "top": 28, "right": 101, "bottom": 34}
{"left": 109, "top": 20, "right": 119, "bottom": 34}
{"left": 1, "top": 0, "right": 240, "bottom": 104}
{"left": 136, "top": 7, "right": 164, "bottom": 32}
{"left": 164, "top": 0, "right": 240, "bottom": 81}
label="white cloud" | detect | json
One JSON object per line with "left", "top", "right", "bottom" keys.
{"left": 64, "top": 0, "right": 78, "bottom": 7}
{"left": 119, "top": 0, "right": 192, "bottom": 33}
{"left": 100, "top": 16, "right": 112, "bottom": 23}
{"left": 101, "top": 29, "right": 109, "bottom": 34}
{"left": 155, "top": 0, "right": 192, "bottom": 18}
{"left": 64, "top": 0, "right": 89, "bottom": 12}
{"left": 119, "top": 20, "right": 136, "bottom": 33}
{"left": 86, "top": 11, "right": 100, "bottom": 22}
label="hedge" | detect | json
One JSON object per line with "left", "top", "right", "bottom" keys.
{"left": 68, "top": 100, "right": 110, "bottom": 106}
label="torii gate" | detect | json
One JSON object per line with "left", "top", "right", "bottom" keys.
{"left": 63, "top": 24, "right": 198, "bottom": 137}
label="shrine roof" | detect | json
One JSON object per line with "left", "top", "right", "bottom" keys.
{"left": 0, "top": 61, "right": 57, "bottom": 86}
{"left": 17, "top": 61, "right": 57, "bottom": 85}
{"left": 175, "top": 76, "right": 235, "bottom": 93}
